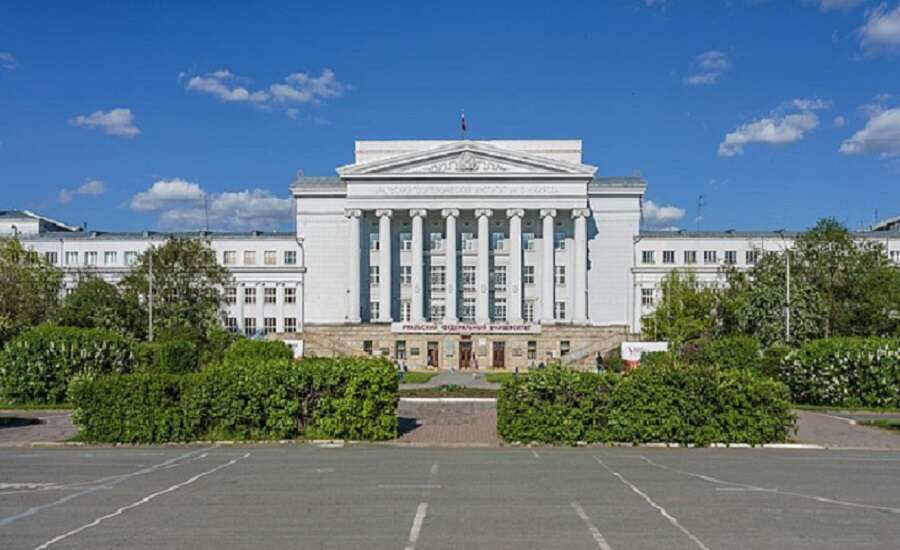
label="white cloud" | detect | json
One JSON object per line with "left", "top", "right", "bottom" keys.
{"left": 718, "top": 98, "right": 828, "bottom": 157}
{"left": 833, "top": 115, "right": 847, "bottom": 127}
{"left": 129, "top": 180, "right": 292, "bottom": 230}
{"left": 184, "top": 68, "right": 346, "bottom": 116}
{"left": 70, "top": 108, "right": 141, "bottom": 137}
{"left": 643, "top": 200, "right": 686, "bottom": 228}
{"left": 820, "top": 0, "right": 867, "bottom": 11}
{"left": 58, "top": 180, "right": 106, "bottom": 204}
{"left": 0, "top": 52, "right": 18, "bottom": 70}
{"left": 684, "top": 50, "right": 730, "bottom": 86}
{"left": 839, "top": 107, "right": 900, "bottom": 157}
{"left": 859, "top": 3, "right": 900, "bottom": 51}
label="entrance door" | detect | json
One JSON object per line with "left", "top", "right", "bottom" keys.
{"left": 459, "top": 342, "right": 473, "bottom": 369}
{"left": 426, "top": 341, "right": 439, "bottom": 369}
{"left": 492, "top": 341, "right": 506, "bottom": 369}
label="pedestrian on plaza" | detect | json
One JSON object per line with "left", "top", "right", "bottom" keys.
{"left": 595, "top": 352, "right": 605, "bottom": 375}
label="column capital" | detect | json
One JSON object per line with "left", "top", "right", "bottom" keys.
{"left": 506, "top": 208, "right": 525, "bottom": 218}
{"left": 344, "top": 208, "right": 362, "bottom": 218}
{"left": 441, "top": 208, "right": 460, "bottom": 218}
{"left": 375, "top": 209, "right": 393, "bottom": 218}
{"left": 540, "top": 208, "right": 557, "bottom": 218}
{"left": 409, "top": 208, "right": 427, "bottom": 218}
{"left": 475, "top": 208, "right": 494, "bottom": 218}
{"left": 571, "top": 208, "right": 591, "bottom": 219}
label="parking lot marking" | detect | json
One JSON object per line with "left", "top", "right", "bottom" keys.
{"left": 0, "top": 446, "right": 217, "bottom": 526}
{"left": 31, "top": 452, "right": 250, "bottom": 550}
{"left": 570, "top": 501, "right": 613, "bottom": 550}
{"left": 404, "top": 502, "right": 428, "bottom": 550}
{"left": 637, "top": 454, "right": 900, "bottom": 515}
{"left": 594, "top": 457, "right": 711, "bottom": 550}
{"left": 532, "top": 449, "right": 541, "bottom": 459}
{"left": 430, "top": 463, "right": 439, "bottom": 475}
{"left": 378, "top": 484, "right": 442, "bottom": 489}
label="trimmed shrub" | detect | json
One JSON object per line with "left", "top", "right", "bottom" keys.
{"left": 70, "top": 356, "right": 398, "bottom": 443}
{"left": 0, "top": 325, "right": 133, "bottom": 404}
{"left": 761, "top": 344, "right": 791, "bottom": 379}
{"left": 639, "top": 351, "right": 676, "bottom": 369}
{"left": 780, "top": 337, "right": 900, "bottom": 407}
{"left": 222, "top": 339, "right": 293, "bottom": 366}
{"left": 497, "top": 364, "right": 794, "bottom": 446}
{"left": 134, "top": 340, "right": 199, "bottom": 374}
{"left": 201, "top": 327, "right": 242, "bottom": 367}
{"left": 693, "top": 336, "right": 762, "bottom": 370}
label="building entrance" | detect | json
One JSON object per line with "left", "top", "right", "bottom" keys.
{"left": 459, "top": 341, "right": 473, "bottom": 369}
{"left": 426, "top": 341, "right": 439, "bottom": 369}
{"left": 492, "top": 341, "right": 506, "bottom": 369}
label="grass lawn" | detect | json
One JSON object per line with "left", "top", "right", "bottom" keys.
{"left": 400, "top": 371, "right": 439, "bottom": 384}
{"left": 399, "top": 385, "right": 497, "bottom": 398}
{"left": 860, "top": 419, "right": 900, "bottom": 432}
{"left": 0, "top": 402, "right": 72, "bottom": 411}
{"left": 484, "top": 373, "right": 527, "bottom": 384}
{"left": 793, "top": 404, "right": 900, "bottom": 414}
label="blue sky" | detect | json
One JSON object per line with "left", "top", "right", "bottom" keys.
{"left": 1, "top": 0, "right": 899, "bottom": 232}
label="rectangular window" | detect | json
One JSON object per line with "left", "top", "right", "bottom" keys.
{"left": 554, "top": 301, "right": 566, "bottom": 320}
{"left": 263, "top": 317, "right": 277, "bottom": 334}
{"left": 641, "top": 288, "right": 654, "bottom": 306}
{"left": 430, "top": 265, "right": 446, "bottom": 292}
{"left": 369, "top": 266, "right": 380, "bottom": 286}
{"left": 65, "top": 251, "right": 78, "bottom": 266}
{"left": 243, "top": 318, "right": 256, "bottom": 337}
{"left": 284, "top": 287, "right": 296, "bottom": 304}
{"left": 84, "top": 251, "right": 98, "bottom": 266}
{"left": 264, "top": 287, "right": 276, "bottom": 304}
{"left": 104, "top": 251, "right": 117, "bottom": 265}
{"left": 724, "top": 250, "right": 737, "bottom": 265}
{"left": 430, "top": 303, "right": 445, "bottom": 321}
{"left": 370, "top": 301, "right": 380, "bottom": 320}
{"left": 284, "top": 317, "right": 297, "bottom": 332}
{"left": 395, "top": 340, "right": 407, "bottom": 360}
{"left": 461, "top": 298, "right": 476, "bottom": 322}
{"left": 363, "top": 340, "right": 373, "bottom": 355}
{"left": 523, "top": 265, "right": 535, "bottom": 285}
{"left": 491, "top": 232, "right": 506, "bottom": 251}
{"left": 642, "top": 250, "right": 655, "bottom": 264}
{"left": 493, "top": 265, "right": 507, "bottom": 292}
{"left": 554, "top": 232, "right": 566, "bottom": 251}
{"left": 560, "top": 340, "right": 571, "bottom": 357}
{"left": 223, "top": 250, "right": 237, "bottom": 265}
{"left": 44, "top": 251, "right": 58, "bottom": 265}
{"left": 662, "top": 250, "right": 675, "bottom": 264}
{"left": 125, "top": 251, "right": 138, "bottom": 266}
{"left": 461, "top": 232, "right": 476, "bottom": 252}
{"left": 684, "top": 250, "right": 697, "bottom": 265}
{"left": 746, "top": 250, "right": 759, "bottom": 265}
{"left": 462, "top": 265, "right": 476, "bottom": 291}
{"left": 555, "top": 265, "right": 566, "bottom": 286}
{"left": 264, "top": 250, "right": 277, "bottom": 266}
{"left": 704, "top": 250, "right": 717, "bottom": 264}
{"left": 225, "top": 317, "right": 238, "bottom": 333}
{"left": 369, "top": 233, "right": 380, "bottom": 251}
{"left": 493, "top": 297, "right": 507, "bottom": 322}
{"left": 225, "top": 287, "right": 237, "bottom": 305}
{"left": 244, "top": 287, "right": 256, "bottom": 305}
{"left": 244, "top": 251, "right": 256, "bottom": 265}
{"left": 524, "top": 301, "right": 536, "bottom": 323}
{"left": 400, "top": 265, "right": 412, "bottom": 285}
{"left": 284, "top": 250, "right": 297, "bottom": 265}
{"left": 527, "top": 340, "right": 537, "bottom": 361}
{"left": 524, "top": 233, "right": 536, "bottom": 251}
{"left": 401, "top": 301, "right": 411, "bottom": 322}
{"left": 399, "top": 232, "right": 412, "bottom": 251}
{"left": 430, "top": 232, "right": 444, "bottom": 251}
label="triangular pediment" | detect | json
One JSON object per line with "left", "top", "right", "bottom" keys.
{"left": 337, "top": 141, "right": 597, "bottom": 177}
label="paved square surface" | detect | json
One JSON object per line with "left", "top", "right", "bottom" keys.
{"left": 1, "top": 445, "right": 899, "bottom": 549}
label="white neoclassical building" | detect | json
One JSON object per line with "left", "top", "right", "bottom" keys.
{"left": 4, "top": 137, "right": 900, "bottom": 369}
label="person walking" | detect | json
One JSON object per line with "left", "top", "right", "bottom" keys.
{"left": 595, "top": 352, "right": 605, "bottom": 375}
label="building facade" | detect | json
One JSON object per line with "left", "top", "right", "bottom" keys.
{"left": 4, "top": 137, "right": 899, "bottom": 369}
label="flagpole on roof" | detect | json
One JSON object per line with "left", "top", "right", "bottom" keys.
{"left": 460, "top": 111, "right": 467, "bottom": 140}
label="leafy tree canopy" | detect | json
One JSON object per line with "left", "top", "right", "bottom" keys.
{"left": 0, "top": 238, "right": 63, "bottom": 344}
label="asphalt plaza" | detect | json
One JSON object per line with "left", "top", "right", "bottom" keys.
{"left": 1, "top": 445, "right": 899, "bottom": 550}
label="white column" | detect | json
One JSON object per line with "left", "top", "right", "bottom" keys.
{"left": 410, "top": 209, "right": 427, "bottom": 322}
{"left": 296, "top": 280, "right": 304, "bottom": 332}
{"left": 344, "top": 209, "right": 362, "bottom": 323}
{"left": 376, "top": 209, "right": 393, "bottom": 322}
{"left": 238, "top": 282, "right": 245, "bottom": 332}
{"left": 573, "top": 208, "right": 590, "bottom": 324}
{"left": 540, "top": 209, "right": 557, "bottom": 323}
{"left": 256, "top": 282, "right": 264, "bottom": 334}
{"left": 276, "top": 282, "right": 285, "bottom": 332}
{"left": 507, "top": 209, "right": 524, "bottom": 323}
{"left": 442, "top": 209, "right": 459, "bottom": 322}
{"left": 475, "top": 209, "right": 493, "bottom": 323}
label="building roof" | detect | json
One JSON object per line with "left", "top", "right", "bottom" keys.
{"left": 639, "top": 229, "right": 798, "bottom": 239}
{"left": 590, "top": 177, "right": 647, "bottom": 188}
{"left": 0, "top": 209, "right": 81, "bottom": 232}
{"left": 870, "top": 215, "right": 900, "bottom": 232}
{"left": 19, "top": 230, "right": 297, "bottom": 242}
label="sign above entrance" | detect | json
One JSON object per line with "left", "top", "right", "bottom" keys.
{"left": 391, "top": 322, "right": 541, "bottom": 335}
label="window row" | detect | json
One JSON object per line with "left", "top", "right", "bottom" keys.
{"left": 224, "top": 317, "right": 298, "bottom": 336}
{"left": 222, "top": 249, "right": 297, "bottom": 266}
{"left": 371, "top": 232, "right": 571, "bottom": 253}
{"left": 641, "top": 249, "right": 760, "bottom": 266}
{"left": 371, "top": 265, "right": 566, "bottom": 288}
{"left": 377, "top": 298, "right": 566, "bottom": 323}
{"left": 224, "top": 286, "right": 298, "bottom": 305}
{"left": 43, "top": 249, "right": 299, "bottom": 268}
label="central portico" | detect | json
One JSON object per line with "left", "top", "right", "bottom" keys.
{"left": 293, "top": 139, "right": 645, "bottom": 368}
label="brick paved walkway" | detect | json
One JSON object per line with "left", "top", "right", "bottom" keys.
{"left": 396, "top": 399, "right": 499, "bottom": 446}
{"left": 0, "top": 411, "right": 76, "bottom": 446}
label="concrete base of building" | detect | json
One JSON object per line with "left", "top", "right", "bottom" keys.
{"left": 297, "top": 323, "right": 628, "bottom": 370}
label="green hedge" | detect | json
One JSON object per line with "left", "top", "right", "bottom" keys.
{"left": 134, "top": 340, "right": 199, "bottom": 374}
{"left": 0, "top": 325, "right": 133, "bottom": 404}
{"left": 779, "top": 337, "right": 900, "bottom": 407}
{"left": 498, "top": 364, "right": 794, "bottom": 445}
{"left": 688, "top": 336, "right": 762, "bottom": 370}
{"left": 222, "top": 339, "right": 294, "bottom": 366}
{"left": 70, "top": 356, "right": 398, "bottom": 443}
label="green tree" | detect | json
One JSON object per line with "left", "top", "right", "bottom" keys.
{"left": 55, "top": 276, "right": 143, "bottom": 337}
{"left": 641, "top": 270, "right": 718, "bottom": 351}
{"left": 120, "top": 237, "right": 231, "bottom": 344}
{"left": 0, "top": 238, "right": 63, "bottom": 344}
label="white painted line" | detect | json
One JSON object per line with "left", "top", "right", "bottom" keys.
{"left": 31, "top": 452, "right": 250, "bottom": 550}
{"left": 378, "top": 484, "right": 443, "bottom": 490}
{"left": 404, "top": 502, "right": 428, "bottom": 550}
{"left": 636, "top": 455, "right": 900, "bottom": 515}
{"left": 400, "top": 397, "right": 497, "bottom": 403}
{"left": 761, "top": 443, "right": 826, "bottom": 450}
{"left": 571, "top": 501, "right": 613, "bottom": 550}
{"left": 803, "top": 411, "right": 858, "bottom": 425}
{"left": 594, "top": 456, "right": 710, "bottom": 550}
{"left": 430, "top": 463, "right": 439, "bottom": 475}
{"left": 531, "top": 449, "right": 541, "bottom": 459}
